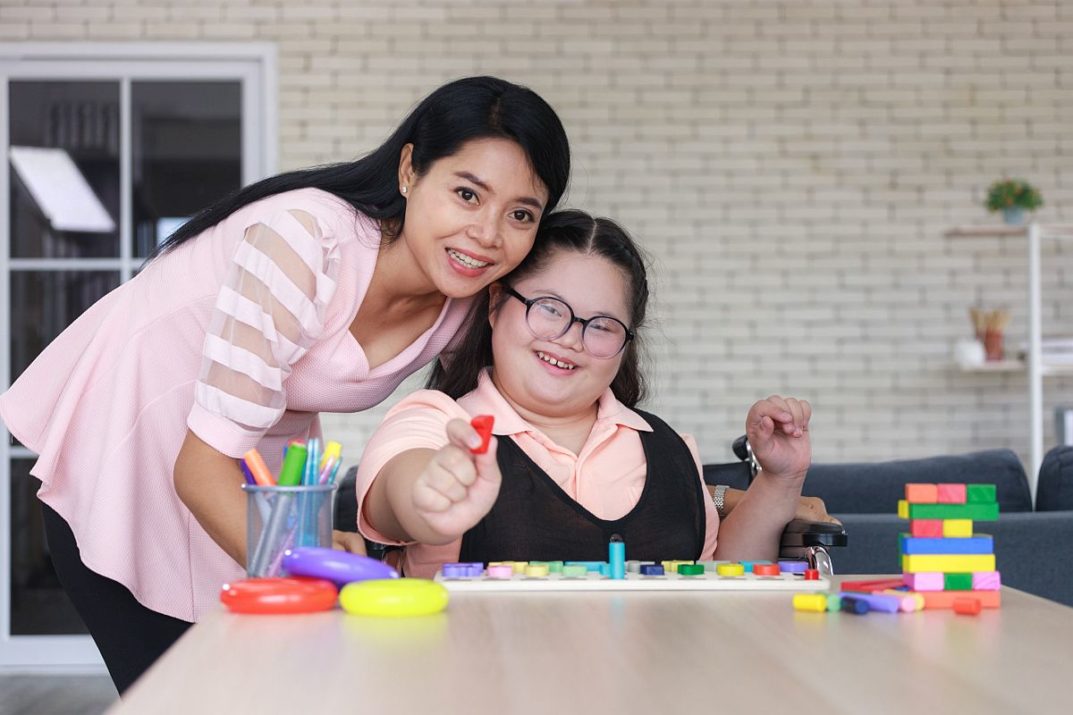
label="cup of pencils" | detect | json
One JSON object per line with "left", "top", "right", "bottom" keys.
{"left": 970, "top": 307, "right": 1010, "bottom": 362}
{"left": 241, "top": 438, "right": 343, "bottom": 578}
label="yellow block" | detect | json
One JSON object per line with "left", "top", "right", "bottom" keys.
{"left": 902, "top": 554, "right": 996, "bottom": 573}
{"left": 717, "top": 562, "right": 745, "bottom": 577}
{"left": 898, "top": 499, "right": 908, "bottom": 519}
{"left": 793, "top": 593, "right": 827, "bottom": 612}
{"left": 942, "top": 519, "right": 973, "bottom": 537}
{"left": 662, "top": 560, "right": 692, "bottom": 573}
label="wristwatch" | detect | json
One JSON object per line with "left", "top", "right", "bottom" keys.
{"left": 712, "top": 484, "right": 729, "bottom": 519}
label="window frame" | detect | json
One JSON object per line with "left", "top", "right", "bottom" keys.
{"left": 0, "top": 41, "right": 277, "bottom": 671}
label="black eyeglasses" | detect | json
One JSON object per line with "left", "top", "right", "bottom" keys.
{"left": 502, "top": 286, "right": 634, "bottom": 359}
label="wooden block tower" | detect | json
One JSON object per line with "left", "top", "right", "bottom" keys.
{"left": 898, "top": 483, "right": 1002, "bottom": 609}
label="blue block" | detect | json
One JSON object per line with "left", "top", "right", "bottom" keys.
{"left": 899, "top": 534, "right": 994, "bottom": 555}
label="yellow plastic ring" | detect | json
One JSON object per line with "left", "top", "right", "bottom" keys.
{"left": 339, "top": 578, "right": 449, "bottom": 617}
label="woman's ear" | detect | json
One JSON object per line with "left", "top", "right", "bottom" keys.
{"left": 397, "top": 143, "right": 415, "bottom": 193}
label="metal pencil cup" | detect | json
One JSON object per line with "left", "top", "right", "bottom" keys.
{"left": 243, "top": 483, "right": 337, "bottom": 578}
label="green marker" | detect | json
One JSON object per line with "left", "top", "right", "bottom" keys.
{"left": 277, "top": 444, "right": 308, "bottom": 486}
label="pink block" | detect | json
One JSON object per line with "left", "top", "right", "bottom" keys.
{"left": 910, "top": 520, "right": 944, "bottom": 537}
{"left": 972, "top": 571, "right": 1002, "bottom": 591}
{"left": 937, "top": 483, "right": 967, "bottom": 504}
{"left": 904, "top": 572, "right": 945, "bottom": 591}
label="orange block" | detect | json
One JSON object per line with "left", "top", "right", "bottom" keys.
{"left": 905, "top": 483, "right": 938, "bottom": 503}
{"left": 916, "top": 590, "right": 1001, "bottom": 610}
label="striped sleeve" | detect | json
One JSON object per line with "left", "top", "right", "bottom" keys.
{"left": 188, "top": 208, "right": 340, "bottom": 457}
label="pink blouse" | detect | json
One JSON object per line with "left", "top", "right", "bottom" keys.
{"left": 0, "top": 188, "right": 472, "bottom": 622}
{"left": 355, "top": 370, "right": 720, "bottom": 578}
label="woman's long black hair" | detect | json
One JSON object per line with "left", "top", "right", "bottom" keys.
{"left": 148, "top": 76, "right": 570, "bottom": 260}
{"left": 428, "top": 209, "right": 650, "bottom": 407}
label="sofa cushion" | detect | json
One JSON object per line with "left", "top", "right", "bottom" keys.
{"left": 1036, "top": 445, "right": 1073, "bottom": 511}
{"left": 802, "top": 449, "right": 1033, "bottom": 513}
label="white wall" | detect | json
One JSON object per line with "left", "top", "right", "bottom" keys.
{"left": 8, "top": 0, "right": 1072, "bottom": 465}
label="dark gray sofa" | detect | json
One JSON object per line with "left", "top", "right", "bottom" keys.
{"left": 705, "top": 446, "right": 1073, "bottom": 607}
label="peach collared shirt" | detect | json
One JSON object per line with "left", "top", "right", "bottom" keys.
{"left": 355, "top": 370, "right": 719, "bottom": 578}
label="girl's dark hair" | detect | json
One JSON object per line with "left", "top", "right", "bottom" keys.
{"left": 428, "top": 209, "right": 650, "bottom": 406}
{"left": 148, "top": 76, "right": 570, "bottom": 259}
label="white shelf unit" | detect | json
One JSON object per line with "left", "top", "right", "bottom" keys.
{"left": 946, "top": 223, "right": 1073, "bottom": 498}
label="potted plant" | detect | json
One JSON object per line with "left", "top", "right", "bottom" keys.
{"left": 985, "top": 178, "right": 1043, "bottom": 225}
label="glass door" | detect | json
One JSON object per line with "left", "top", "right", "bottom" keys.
{"left": 0, "top": 43, "right": 276, "bottom": 669}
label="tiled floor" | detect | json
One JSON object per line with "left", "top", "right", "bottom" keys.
{"left": 0, "top": 675, "right": 117, "bottom": 715}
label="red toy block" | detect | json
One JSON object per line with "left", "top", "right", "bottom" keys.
{"left": 841, "top": 578, "right": 907, "bottom": 593}
{"left": 469, "top": 415, "right": 494, "bottom": 454}
{"left": 909, "top": 519, "right": 943, "bottom": 537}
{"left": 905, "top": 483, "right": 938, "bottom": 503}
{"left": 953, "top": 597, "right": 983, "bottom": 615}
{"left": 936, "top": 483, "right": 967, "bottom": 504}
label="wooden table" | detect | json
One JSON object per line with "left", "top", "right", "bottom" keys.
{"left": 110, "top": 578, "right": 1073, "bottom": 714}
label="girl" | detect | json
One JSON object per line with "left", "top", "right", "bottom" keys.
{"left": 0, "top": 76, "right": 569, "bottom": 692}
{"left": 355, "top": 210, "right": 814, "bottom": 576}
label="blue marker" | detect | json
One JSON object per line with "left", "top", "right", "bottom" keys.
{"left": 609, "top": 534, "right": 626, "bottom": 580}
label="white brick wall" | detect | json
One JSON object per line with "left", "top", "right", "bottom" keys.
{"left": 7, "top": 0, "right": 1072, "bottom": 467}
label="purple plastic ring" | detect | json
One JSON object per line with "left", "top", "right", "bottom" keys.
{"left": 282, "top": 547, "right": 398, "bottom": 586}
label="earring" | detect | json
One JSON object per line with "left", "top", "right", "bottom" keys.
{"left": 401, "top": 186, "right": 408, "bottom": 194}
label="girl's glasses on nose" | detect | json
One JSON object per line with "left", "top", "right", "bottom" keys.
{"left": 502, "top": 286, "right": 634, "bottom": 359}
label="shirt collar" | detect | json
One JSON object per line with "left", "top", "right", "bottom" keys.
{"left": 462, "top": 368, "right": 653, "bottom": 435}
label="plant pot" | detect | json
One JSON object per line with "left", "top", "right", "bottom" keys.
{"left": 1002, "top": 207, "right": 1025, "bottom": 225}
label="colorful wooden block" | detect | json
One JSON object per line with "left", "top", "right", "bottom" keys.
{"left": 881, "top": 590, "right": 925, "bottom": 612}
{"left": 716, "top": 562, "right": 744, "bottom": 577}
{"left": 793, "top": 593, "right": 827, "bottom": 612}
{"left": 942, "top": 519, "right": 973, "bottom": 537}
{"left": 898, "top": 500, "right": 909, "bottom": 519}
{"left": 953, "top": 597, "right": 983, "bottom": 615}
{"left": 909, "top": 520, "right": 944, "bottom": 537}
{"left": 966, "top": 484, "right": 997, "bottom": 504}
{"left": 936, "top": 483, "right": 967, "bottom": 504}
{"left": 944, "top": 572, "right": 974, "bottom": 591}
{"left": 972, "top": 571, "right": 1002, "bottom": 591}
{"left": 905, "top": 503, "right": 999, "bottom": 521}
{"left": 905, "top": 483, "right": 938, "bottom": 503}
{"left": 900, "top": 534, "right": 993, "bottom": 555}
{"left": 916, "top": 589, "right": 1001, "bottom": 609}
{"left": 903, "top": 572, "right": 945, "bottom": 591}
{"left": 902, "top": 554, "right": 996, "bottom": 573}
{"left": 842, "top": 577, "right": 908, "bottom": 593}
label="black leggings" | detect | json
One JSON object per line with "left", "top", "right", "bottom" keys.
{"left": 41, "top": 502, "right": 193, "bottom": 695}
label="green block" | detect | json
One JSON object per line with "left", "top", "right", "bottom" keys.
{"left": 906, "top": 502, "right": 999, "bottom": 521}
{"left": 678, "top": 564, "right": 705, "bottom": 576}
{"left": 967, "top": 484, "right": 997, "bottom": 504}
{"left": 944, "top": 573, "right": 974, "bottom": 591}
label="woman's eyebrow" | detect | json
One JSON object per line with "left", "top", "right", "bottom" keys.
{"left": 453, "top": 171, "right": 544, "bottom": 210}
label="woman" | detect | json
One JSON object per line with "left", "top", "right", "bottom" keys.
{"left": 355, "top": 210, "right": 815, "bottom": 576}
{"left": 0, "top": 76, "right": 569, "bottom": 692}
